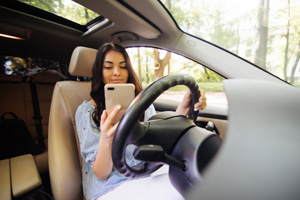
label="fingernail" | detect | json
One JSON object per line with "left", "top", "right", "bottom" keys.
{"left": 116, "top": 105, "right": 121, "bottom": 110}
{"left": 194, "top": 105, "right": 199, "bottom": 108}
{"left": 194, "top": 107, "right": 201, "bottom": 111}
{"left": 200, "top": 100, "right": 203, "bottom": 103}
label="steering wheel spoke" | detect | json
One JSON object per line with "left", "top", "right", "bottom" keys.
{"left": 133, "top": 144, "right": 187, "bottom": 170}
{"left": 125, "top": 121, "right": 149, "bottom": 145}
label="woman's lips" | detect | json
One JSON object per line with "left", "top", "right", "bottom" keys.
{"left": 111, "top": 79, "right": 123, "bottom": 83}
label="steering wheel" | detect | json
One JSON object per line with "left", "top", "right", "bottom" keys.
{"left": 112, "top": 73, "right": 201, "bottom": 178}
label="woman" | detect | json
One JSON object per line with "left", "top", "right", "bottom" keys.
{"left": 75, "top": 43, "right": 207, "bottom": 200}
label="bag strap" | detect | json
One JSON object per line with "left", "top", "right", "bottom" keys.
{"left": 1, "top": 112, "right": 19, "bottom": 121}
{"left": 29, "top": 81, "right": 46, "bottom": 150}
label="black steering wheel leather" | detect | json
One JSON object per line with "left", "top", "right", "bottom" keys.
{"left": 112, "top": 73, "right": 200, "bottom": 178}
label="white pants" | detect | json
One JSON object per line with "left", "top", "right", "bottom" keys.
{"left": 97, "top": 165, "right": 184, "bottom": 200}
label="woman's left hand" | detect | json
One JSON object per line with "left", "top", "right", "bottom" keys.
{"left": 193, "top": 89, "right": 207, "bottom": 111}
{"left": 176, "top": 89, "right": 207, "bottom": 116}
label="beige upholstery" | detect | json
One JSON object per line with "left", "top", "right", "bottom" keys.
{"left": 0, "top": 159, "right": 11, "bottom": 200}
{"left": 69, "top": 46, "right": 98, "bottom": 78}
{"left": 10, "top": 154, "right": 42, "bottom": 198}
{"left": 48, "top": 47, "right": 97, "bottom": 200}
{"left": 1, "top": 155, "right": 42, "bottom": 200}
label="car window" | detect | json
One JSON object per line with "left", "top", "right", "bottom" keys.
{"left": 127, "top": 47, "right": 228, "bottom": 108}
{"left": 160, "top": 0, "right": 300, "bottom": 88}
{"left": 3, "top": 0, "right": 106, "bottom": 33}
{"left": 17, "top": 0, "right": 100, "bottom": 26}
{"left": 0, "top": 55, "right": 68, "bottom": 76}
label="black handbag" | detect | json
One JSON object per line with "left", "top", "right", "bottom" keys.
{"left": 0, "top": 112, "right": 43, "bottom": 160}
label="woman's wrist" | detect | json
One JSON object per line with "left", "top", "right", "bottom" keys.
{"left": 176, "top": 106, "right": 189, "bottom": 116}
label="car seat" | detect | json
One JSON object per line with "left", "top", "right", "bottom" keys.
{"left": 0, "top": 70, "right": 68, "bottom": 173}
{"left": 48, "top": 46, "right": 97, "bottom": 200}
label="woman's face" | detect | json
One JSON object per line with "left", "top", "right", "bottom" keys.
{"left": 102, "top": 50, "right": 129, "bottom": 84}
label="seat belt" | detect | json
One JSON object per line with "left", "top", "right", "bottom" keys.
{"left": 29, "top": 81, "right": 46, "bottom": 151}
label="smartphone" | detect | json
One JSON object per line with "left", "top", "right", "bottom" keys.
{"left": 104, "top": 83, "right": 135, "bottom": 125}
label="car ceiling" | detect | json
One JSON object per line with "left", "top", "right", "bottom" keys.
{"left": 0, "top": 0, "right": 181, "bottom": 65}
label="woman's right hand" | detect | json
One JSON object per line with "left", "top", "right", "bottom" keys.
{"left": 100, "top": 105, "right": 122, "bottom": 143}
{"left": 93, "top": 105, "right": 122, "bottom": 180}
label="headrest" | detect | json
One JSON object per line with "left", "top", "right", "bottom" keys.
{"left": 0, "top": 74, "right": 23, "bottom": 83}
{"left": 69, "top": 46, "right": 98, "bottom": 78}
{"left": 34, "top": 70, "right": 69, "bottom": 84}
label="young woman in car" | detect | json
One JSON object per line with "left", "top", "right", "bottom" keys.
{"left": 75, "top": 42, "right": 207, "bottom": 200}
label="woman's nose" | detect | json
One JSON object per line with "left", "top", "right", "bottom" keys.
{"left": 113, "top": 67, "right": 120, "bottom": 76}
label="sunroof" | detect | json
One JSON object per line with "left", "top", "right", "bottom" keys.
{"left": 17, "top": 0, "right": 100, "bottom": 26}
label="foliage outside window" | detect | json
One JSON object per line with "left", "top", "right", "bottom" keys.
{"left": 127, "top": 47, "right": 227, "bottom": 108}
{"left": 0, "top": 56, "right": 68, "bottom": 76}
{"left": 161, "top": 0, "right": 300, "bottom": 87}
{"left": 127, "top": 47, "right": 224, "bottom": 92}
{"left": 18, "top": 0, "right": 100, "bottom": 25}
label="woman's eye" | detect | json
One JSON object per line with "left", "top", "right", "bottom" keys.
{"left": 104, "top": 66, "right": 112, "bottom": 69}
{"left": 120, "top": 64, "right": 127, "bottom": 69}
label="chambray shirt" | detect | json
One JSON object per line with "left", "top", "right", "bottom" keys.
{"left": 75, "top": 101, "right": 156, "bottom": 200}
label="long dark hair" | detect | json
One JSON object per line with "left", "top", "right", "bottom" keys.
{"left": 91, "top": 42, "right": 143, "bottom": 127}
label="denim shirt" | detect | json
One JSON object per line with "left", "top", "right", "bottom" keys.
{"left": 75, "top": 101, "right": 156, "bottom": 200}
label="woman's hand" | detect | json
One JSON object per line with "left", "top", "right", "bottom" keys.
{"left": 193, "top": 89, "right": 207, "bottom": 111}
{"left": 93, "top": 105, "right": 121, "bottom": 180}
{"left": 176, "top": 89, "right": 207, "bottom": 116}
{"left": 100, "top": 105, "right": 122, "bottom": 143}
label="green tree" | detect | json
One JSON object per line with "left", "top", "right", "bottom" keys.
{"left": 283, "top": 0, "right": 291, "bottom": 81}
{"left": 137, "top": 48, "right": 142, "bottom": 81}
{"left": 287, "top": 1, "right": 300, "bottom": 83}
{"left": 290, "top": 40, "right": 300, "bottom": 83}
{"left": 253, "top": 0, "right": 269, "bottom": 70}
{"left": 18, "top": 0, "right": 99, "bottom": 25}
{"left": 153, "top": 49, "right": 171, "bottom": 80}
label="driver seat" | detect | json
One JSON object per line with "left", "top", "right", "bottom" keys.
{"left": 48, "top": 46, "right": 97, "bottom": 200}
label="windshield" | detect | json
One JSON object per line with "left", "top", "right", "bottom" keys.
{"left": 160, "top": 0, "right": 300, "bottom": 87}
